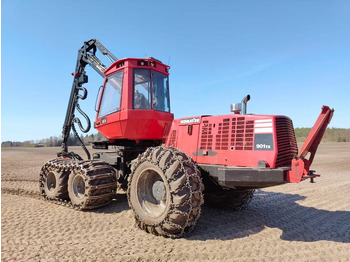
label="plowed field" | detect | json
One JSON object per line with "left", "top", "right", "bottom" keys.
{"left": 2, "top": 144, "right": 350, "bottom": 261}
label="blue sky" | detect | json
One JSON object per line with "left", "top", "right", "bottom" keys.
{"left": 2, "top": 0, "right": 350, "bottom": 142}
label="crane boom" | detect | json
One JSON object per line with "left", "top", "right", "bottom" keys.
{"left": 59, "top": 39, "right": 118, "bottom": 159}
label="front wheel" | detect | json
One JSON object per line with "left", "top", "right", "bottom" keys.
{"left": 127, "top": 147, "right": 204, "bottom": 238}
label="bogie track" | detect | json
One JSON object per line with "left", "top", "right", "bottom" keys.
{"left": 39, "top": 158, "right": 117, "bottom": 210}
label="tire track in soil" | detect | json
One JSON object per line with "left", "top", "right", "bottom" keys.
{"left": 2, "top": 180, "right": 41, "bottom": 199}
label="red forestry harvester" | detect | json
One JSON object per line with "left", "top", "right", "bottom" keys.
{"left": 39, "top": 39, "right": 334, "bottom": 237}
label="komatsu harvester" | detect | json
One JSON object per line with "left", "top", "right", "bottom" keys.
{"left": 39, "top": 39, "right": 334, "bottom": 237}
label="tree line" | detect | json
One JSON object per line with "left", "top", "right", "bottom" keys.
{"left": 1, "top": 133, "right": 106, "bottom": 148}
{"left": 294, "top": 127, "right": 350, "bottom": 142}
{"left": 2, "top": 128, "right": 350, "bottom": 147}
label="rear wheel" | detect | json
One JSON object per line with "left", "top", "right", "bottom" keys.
{"left": 205, "top": 188, "right": 254, "bottom": 210}
{"left": 41, "top": 162, "right": 69, "bottom": 200}
{"left": 127, "top": 146, "right": 204, "bottom": 238}
{"left": 68, "top": 170, "right": 88, "bottom": 206}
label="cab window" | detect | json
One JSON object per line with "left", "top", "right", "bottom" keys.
{"left": 98, "top": 70, "right": 123, "bottom": 118}
{"left": 134, "top": 69, "right": 152, "bottom": 109}
{"left": 133, "top": 69, "right": 170, "bottom": 112}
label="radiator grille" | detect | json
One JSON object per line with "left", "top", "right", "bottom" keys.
{"left": 200, "top": 121, "right": 213, "bottom": 150}
{"left": 275, "top": 117, "right": 298, "bottom": 167}
{"left": 213, "top": 117, "right": 254, "bottom": 151}
{"left": 233, "top": 118, "right": 254, "bottom": 150}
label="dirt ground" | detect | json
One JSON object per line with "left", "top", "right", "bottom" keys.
{"left": 1, "top": 143, "right": 350, "bottom": 262}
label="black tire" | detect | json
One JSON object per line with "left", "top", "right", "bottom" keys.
{"left": 68, "top": 169, "right": 88, "bottom": 207}
{"left": 204, "top": 188, "right": 254, "bottom": 210}
{"left": 67, "top": 160, "right": 117, "bottom": 210}
{"left": 41, "top": 162, "right": 69, "bottom": 200}
{"left": 127, "top": 146, "right": 204, "bottom": 238}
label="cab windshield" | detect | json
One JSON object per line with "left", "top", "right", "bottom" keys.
{"left": 133, "top": 69, "right": 170, "bottom": 112}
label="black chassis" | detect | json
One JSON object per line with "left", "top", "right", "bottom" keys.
{"left": 199, "top": 164, "right": 288, "bottom": 190}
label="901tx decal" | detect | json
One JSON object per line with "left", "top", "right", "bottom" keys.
{"left": 254, "top": 134, "right": 274, "bottom": 151}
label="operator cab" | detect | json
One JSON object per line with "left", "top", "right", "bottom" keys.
{"left": 95, "top": 58, "right": 174, "bottom": 143}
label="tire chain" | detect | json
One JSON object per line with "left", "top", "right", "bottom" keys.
{"left": 39, "top": 158, "right": 117, "bottom": 210}
{"left": 128, "top": 146, "right": 204, "bottom": 238}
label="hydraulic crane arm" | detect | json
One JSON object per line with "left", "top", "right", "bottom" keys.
{"left": 59, "top": 39, "right": 118, "bottom": 159}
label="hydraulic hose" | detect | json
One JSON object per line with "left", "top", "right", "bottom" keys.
{"left": 72, "top": 123, "right": 91, "bottom": 160}
{"left": 74, "top": 103, "right": 91, "bottom": 133}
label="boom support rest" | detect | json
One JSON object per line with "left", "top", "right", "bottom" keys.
{"left": 287, "top": 105, "right": 334, "bottom": 183}
{"left": 298, "top": 105, "right": 334, "bottom": 165}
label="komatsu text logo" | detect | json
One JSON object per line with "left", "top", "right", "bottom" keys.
{"left": 180, "top": 118, "right": 200, "bottom": 125}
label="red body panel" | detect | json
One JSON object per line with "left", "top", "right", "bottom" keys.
{"left": 96, "top": 109, "right": 173, "bottom": 140}
{"left": 165, "top": 114, "right": 298, "bottom": 169}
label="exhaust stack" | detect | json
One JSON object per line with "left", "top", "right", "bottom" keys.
{"left": 230, "top": 94, "right": 251, "bottom": 114}
{"left": 242, "top": 94, "right": 250, "bottom": 114}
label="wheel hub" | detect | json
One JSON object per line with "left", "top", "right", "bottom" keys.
{"left": 46, "top": 172, "right": 56, "bottom": 192}
{"left": 152, "top": 180, "right": 165, "bottom": 201}
{"left": 72, "top": 175, "right": 86, "bottom": 198}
